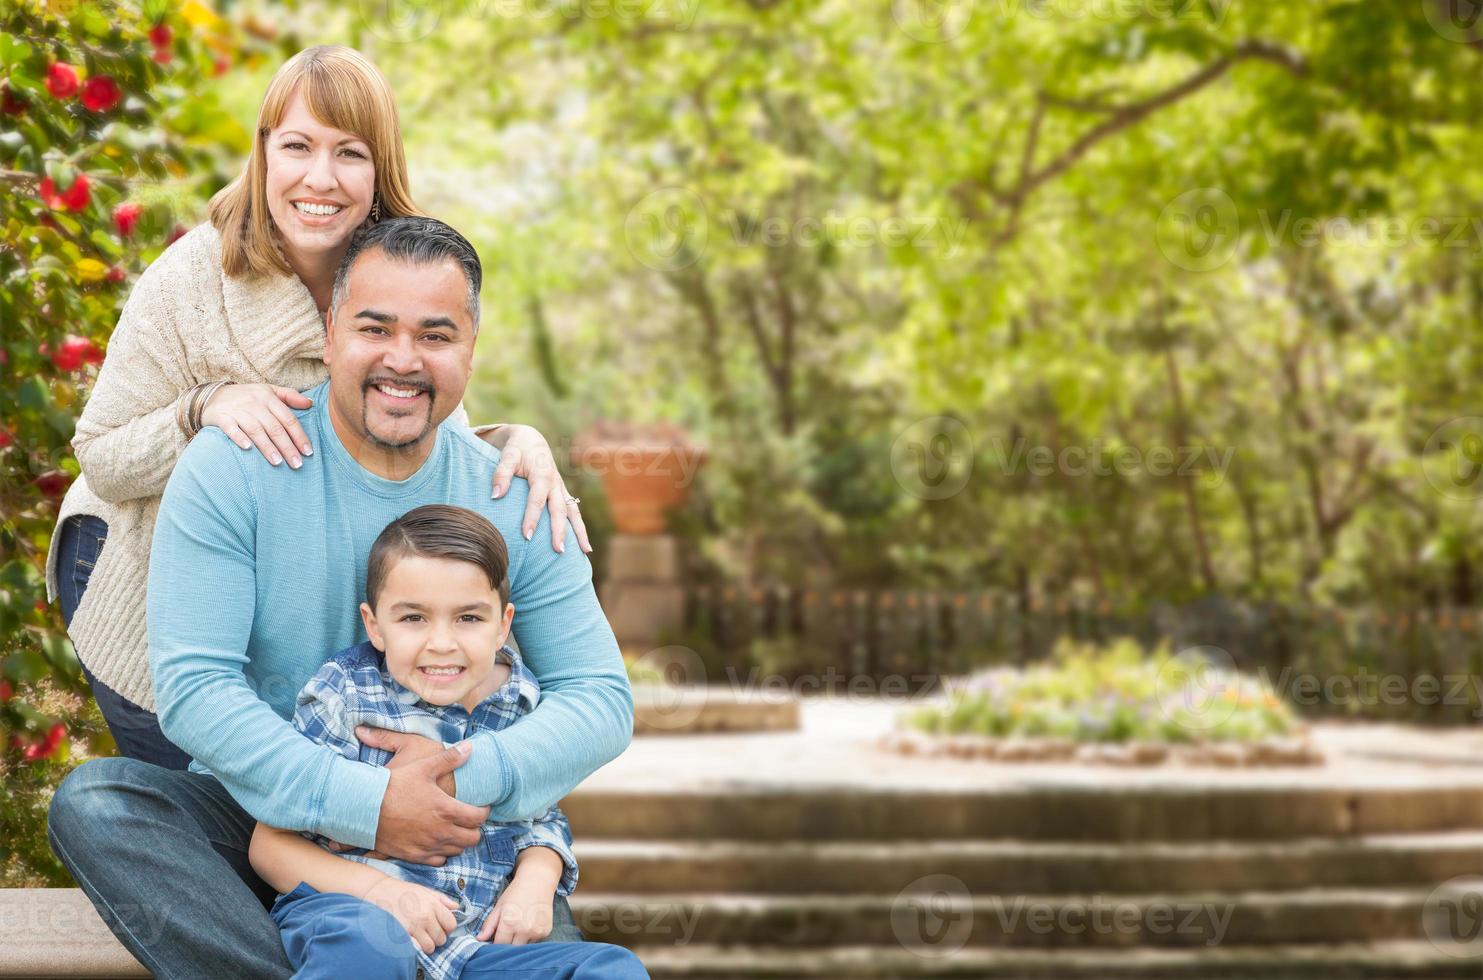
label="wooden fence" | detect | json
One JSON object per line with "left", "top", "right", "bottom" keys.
{"left": 675, "top": 587, "right": 1483, "bottom": 723}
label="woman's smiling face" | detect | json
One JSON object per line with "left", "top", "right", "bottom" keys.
{"left": 264, "top": 87, "right": 376, "bottom": 262}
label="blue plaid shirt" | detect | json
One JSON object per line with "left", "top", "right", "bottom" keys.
{"left": 283, "top": 641, "right": 579, "bottom": 980}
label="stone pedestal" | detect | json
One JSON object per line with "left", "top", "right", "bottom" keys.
{"left": 602, "top": 533, "right": 686, "bottom": 649}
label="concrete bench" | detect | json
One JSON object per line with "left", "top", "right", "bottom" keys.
{"left": 0, "top": 889, "right": 146, "bottom": 979}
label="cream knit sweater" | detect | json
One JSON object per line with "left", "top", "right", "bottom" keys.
{"left": 46, "top": 222, "right": 486, "bottom": 711}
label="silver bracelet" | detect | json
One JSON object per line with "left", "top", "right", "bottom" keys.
{"left": 192, "top": 380, "right": 233, "bottom": 436}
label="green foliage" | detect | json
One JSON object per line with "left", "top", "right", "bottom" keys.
{"left": 902, "top": 638, "right": 1296, "bottom": 744}
{"left": 1, "top": 0, "right": 247, "bottom": 764}
{"left": 306, "top": 0, "right": 1483, "bottom": 607}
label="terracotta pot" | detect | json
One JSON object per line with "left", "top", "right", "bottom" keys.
{"left": 572, "top": 423, "right": 706, "bottom": 535}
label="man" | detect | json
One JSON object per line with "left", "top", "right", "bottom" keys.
{"left": 48, "top": 216, "right": 633, "bottom": 978}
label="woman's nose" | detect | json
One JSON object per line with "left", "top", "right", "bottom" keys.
{"left": 303, "top": 150, "right": 338, "bottom": 192}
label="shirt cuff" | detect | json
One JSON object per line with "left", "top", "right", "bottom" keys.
{"left": 317, "top": 757, "right": 391, "bottom": 850}
{"left": 514, "top": 835, "right": 580, "bottom": 897}
{"left": 455, "top": 730, "right": 513, "bottom": 810}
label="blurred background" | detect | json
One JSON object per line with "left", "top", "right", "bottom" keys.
{"left": 7, "top": 0, "right": 1483, "bottom": 975}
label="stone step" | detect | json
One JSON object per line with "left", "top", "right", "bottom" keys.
{"left": 5, "top": 889, "right": 1478, "bottom": 979}
{"left": 563, "top": 785, "right": 1483, "bottom": 841}
{"left": 570, "top": 888, "right": 1458, "bottom": 948}
{"left": 635, "top": 941, "right": 1483, "bottom": 978}
{"left": 573, "top": 832, "right": 1483, "bottom": 894}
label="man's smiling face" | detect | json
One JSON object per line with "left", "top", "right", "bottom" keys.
{"left": 323, "top": 248, "right": 476, "bottom": 469}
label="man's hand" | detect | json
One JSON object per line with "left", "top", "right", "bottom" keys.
{"left": 369, "top": 739, "right": 489, "bottom": 865}
{"left": 358, "top": 726, "right": 458, "bottom": 796}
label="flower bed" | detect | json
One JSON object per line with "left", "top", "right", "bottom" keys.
{"left": 890, "top": 639, "right": 1322, "bottom": 767}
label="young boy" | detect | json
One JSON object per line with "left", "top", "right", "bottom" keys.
{"left": 248, "top": 504, "right": 648, "bottom": 980}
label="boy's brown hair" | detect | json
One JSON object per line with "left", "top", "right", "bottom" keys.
{"left": 366, "top": 505, "right": 510, "bottom": 609}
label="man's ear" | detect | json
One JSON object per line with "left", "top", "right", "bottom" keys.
{"left": 360, "top": 601, "right": 385, "bottom": 650}
{"left": 322, "top": 307, "right": 335, "bottom": 367}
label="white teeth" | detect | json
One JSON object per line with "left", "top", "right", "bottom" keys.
{"left": 421, "top": 666, "right": 463, "bottom": 676}
{"left": 293, "top": 201, "right": 343, "bottom": 216}
{"left": 376, "top": 384, "right": 421, "bottom": 399}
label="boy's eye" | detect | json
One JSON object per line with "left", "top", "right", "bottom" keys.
{"left": 400, "top": 614, "right": 424, "bottom": 623}
{"left": 458, "top": 614, "right": 484, "bottom": 623}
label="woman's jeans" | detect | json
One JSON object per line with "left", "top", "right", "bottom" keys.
{"left": 55, "top": 513, "right": 192, "bottom": 770}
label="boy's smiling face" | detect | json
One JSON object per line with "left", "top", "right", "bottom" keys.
{"left": 360, "top": 554, "right": 514, "bottom": 711}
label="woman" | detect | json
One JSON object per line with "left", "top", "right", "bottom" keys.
{"left": 46, "top": 45, "right": 590, "bottom": 770}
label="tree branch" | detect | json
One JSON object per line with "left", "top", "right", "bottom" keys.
{"left": 957, "top": 39, "right": 1309, "bottom": 240}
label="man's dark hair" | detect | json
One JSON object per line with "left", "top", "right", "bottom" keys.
{"left": 365, "top": 504, "right": 510, "bottom": 609}
{"left": 331, "top": 215, "right": 482, "bottom": 329}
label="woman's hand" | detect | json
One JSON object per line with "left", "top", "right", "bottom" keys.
{"left": 200, "top": 383, "right": 314, "bottom": 469}
{"left": 363, "top": 876, "right": 461, "bottom": 954}
{"left": 482, "top": 425, "right": 592, "bottom": 554}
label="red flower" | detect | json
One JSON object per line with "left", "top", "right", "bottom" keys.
{"left": 81, "top": 75, "right": 121, "bottom": 113}
{"left": 50, "top": 335, "right": 103, "bottom": 372}
{"left": 149, "top": 22, "right": 172, "bottom": 48}
{"left": 0, "top": 680, "right": 11, "bottom": 703}
{"left": 39, "top": 173, "right": 92, "bottom": 212}
{"left": 167, "top": 224, "right": 188, "bottom": 246}
{"left": 45, "top": 62, "right": 79, "bottom": 99}
{"left": 213, "top": 55, "right": 231, "bottom": 77}
{"left": 22, "top": 723, "right": 67, "bottom": 761}
{"left": 1, "top": 80, "right": 25, "bottom": 116}
{"left": 152, "top": 47, "right": 172, "bottom": 65}
{"left": 34, "top": 600, "right": 47, "bottom": 613}
{"left": 107, "top": 266, "right": 127, "bottom": 283}
{"left": 113, "top": 202, "right": 143, "bottom": 238}
{"left": 0, "top": 426, "right": 11, "bottom": 448}
{"left": 34, "top": 471, "right": 72, "bottom": 498}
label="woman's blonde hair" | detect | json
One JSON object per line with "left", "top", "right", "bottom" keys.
{"left": 208, "top": 45, "right": 420, "bottom": 278}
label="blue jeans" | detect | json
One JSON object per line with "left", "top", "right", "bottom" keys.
{"left": 272, "top": 884, "right": 647, "bottom": 979}
{"left": 48, "top": 757, "right": 588, "bottom": 979}
{"left": 55, "top": 513, "right": 191, "bottom": 770}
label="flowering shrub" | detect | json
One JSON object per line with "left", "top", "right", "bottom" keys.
{"left": 903, "top": 638, "right": 1298, "bottom": 744}
{"left": 1, "top": 0, "right": 250, "bottom": 885}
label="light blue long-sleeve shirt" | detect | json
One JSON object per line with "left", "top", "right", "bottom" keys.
{"left": 147, "top": 380, "right": 633, "bottom": 849}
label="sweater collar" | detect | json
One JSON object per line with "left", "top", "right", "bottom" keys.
{"left": 211, "top": 223, "right": 327, "bottom": 376}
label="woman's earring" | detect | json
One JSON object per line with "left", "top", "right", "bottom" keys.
{"left": 370, "top": 195, "right": 382, "bottom": 223}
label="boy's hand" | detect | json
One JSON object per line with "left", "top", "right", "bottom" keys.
{"left": 364, "top": 877, "right": 461, "bottom": 955}
{"left": 479, "top": 847, "right": 563, "bottom": 945}
{"left": 480, "top": 876, "right": 556, "bottom": 945}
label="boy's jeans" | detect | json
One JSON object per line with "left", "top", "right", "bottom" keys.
{"left": 47, "top": 757, "right": 584, "bottom": 980}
